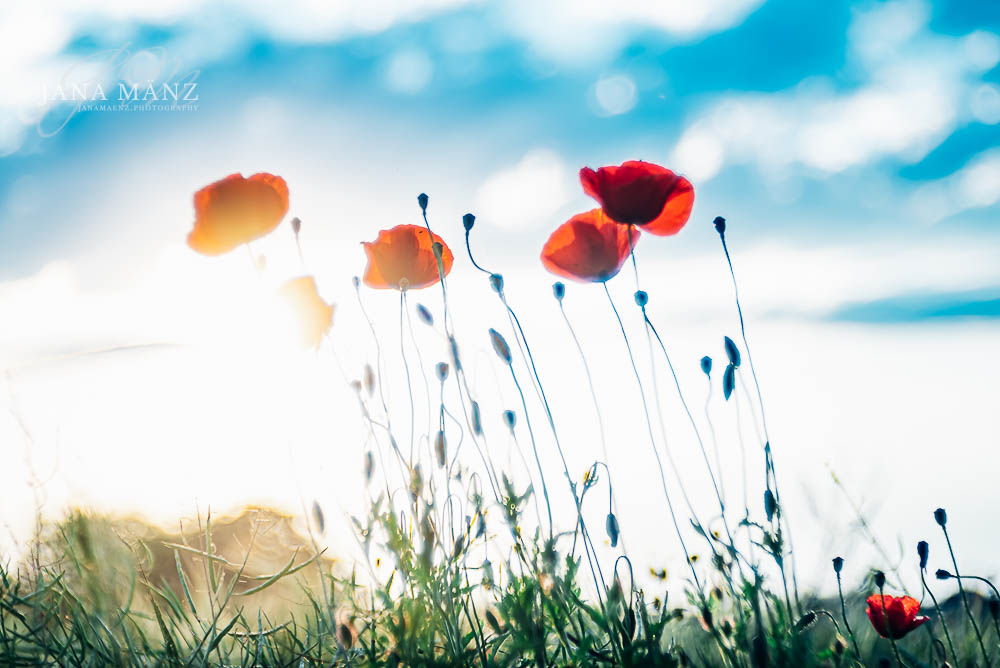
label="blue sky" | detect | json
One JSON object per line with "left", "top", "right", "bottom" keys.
{"left": 2, "top": 0, "right": 1000, "bottom": 584}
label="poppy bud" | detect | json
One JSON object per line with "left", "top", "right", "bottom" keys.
{"left": 476, "top": 513, "right": 486, "bottom": 539}
{"left": 764, "top": 489, "right": 777, "bottom": 522}
{"left": 312, "top": 500, "right": 325, "bottom": 534}
{"left": 489, "top": 273, "right": 504, "bottom": 294}
{"left": 553, "top": 281, "right": 565, "bottom": 301}
{"left": 364, "top": 451, "right": 375, "bottom": 482}
{"left": 832, "top": 556, "right": 844, "bottom": 574}
{"left": 503, "top": 410, "right": 516, "bottom": 430}
{"left": 634, "top": 290, "right": 648, "bottom": 307}
{"left": 449, "top": 335, "right": 462, "bottom": 371}
{"left": 471, "top": 400, "right": 482, "bottom": 435}
{"left": 714, "top": 216, "right": 726, "bottom": 235}
{"left": 415, "top": 303, "right": 433, "bottom": 326}
{"left": 934, "top": 508, "right": 947, "bottom": 526}
{"left": 724, "top": 336, "right": 741, "bottom": 367}
{"left": 700, "top": 356, "right": 712, "bottom": 376}
{"left": 463, "top": 213, "right": 476, "bottom": 231}
{"left": 917, "top": 541, "right": 929, "bottom": 569}
{"left": 489, "top": 328, "right": 512, "bottom": 365}
{"left": 874, "top": 570, "right": 886, "bottom": 589}
{"left": 417, "top": 193, "right": 428, "bottom": 211}
{"left": 606, "top": 513, "right": 620, "bottom": 548}
{"left": 436, "top": 362, "right": 449, "bottom": 381}
{"left": 363, "top": 364, "right": 375, "bottom": 396}
{"left": 352, "top": 276, "right": 360, "bottom": 289}
{"left": 291, "top": 216, "right": 301, "bottom": 235}
{"left": 485, "top": 609, "right": 502, "bottom": 635}
{"left": 793, "top": 611, "right": 817, "bottom": 632}
{"left": 435, "top": 431, "right": 447, "bottom": 467}
{"left": 936, "top": 569, "right": 952, "bottom": 580}
{"left": 723, "top": 364, "right": 735, "bottom": 400}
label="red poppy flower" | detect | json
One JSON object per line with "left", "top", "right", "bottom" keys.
{"left": 278, "top": 276, "right": 334, "bottom": 349}
{"left": 362, "top": 224, "right": 454, "bottom": 290}
{"left": 865, "top": 594, "right": 928, "bottom": 639}
{"left": 579, "top": 160, "right": 694, "bottom": 236}
{"left": 540, "top": 209, "right": 640, "bottom": 283}
{"left": 187, "top": 173, "right": 289, "bottom": 255}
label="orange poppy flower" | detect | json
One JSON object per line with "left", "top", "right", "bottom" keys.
{"left": 187, "top": 173, "right": 289, "bottom": 255}
{"left": 540, "top": 209, "right": 639, "bottom": 283}
{"left": 361, "top": 224, "right": 454, "bottom": 290}
{"left": 865, "top": 594, "right": 928, "bottom": 639}
{"left": 579, "top": 160, "right": 694, "bottom": 236}
{"left": 278, "top": 276, "right": 334, "bottom": 349}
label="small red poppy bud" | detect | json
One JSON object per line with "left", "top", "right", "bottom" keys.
{"left": 435, "top": 362, "right": 449, "bottom": 382}
{"left": 832, "top": 556, "right": 844, "bottom": 574}
{"left": 934, "top": 508, "right": 947, "bottom": 526}
{"left": 503, "top": 410, "right": 516, "bottom": 430}
{"left": 489, "top": 273, "right": 504, "bottom": 294}
{"left": 417, "top": 193, "right": 428, "bottom": 211}
{"left": 489, "top": 328, "right": 512, "bottom": 365}
{"left": 463, "top": 213, "right": 476, "bottom": 231}
{"left": 553, "top": 281, "right": 565, "bottom": 301}
{"left": 917, "top": 541, "right": 929, "bottom": 569}
{"left": 714, "top": 216, "right": 726, "bottom": 235}
{"left": 634, "top": 290, "right": 648, "bottom": 307}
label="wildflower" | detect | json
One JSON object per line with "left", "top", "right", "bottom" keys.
{"left": 579, "top": 160, "right": 694, "bottom": 235}
{"left": 866, "top": 594, "right": 929, "bottom": 639}
{"left": 540, "top": 209, "right": 640, "bottom": 283}
{"left": 187, "top": 173, "right": 289, "bottom": 255}
{"left": 277, "top": 276, "right": 334, "bottom": 349}
{"left": 361, "top": 224, "right": 454, "bottom": 290}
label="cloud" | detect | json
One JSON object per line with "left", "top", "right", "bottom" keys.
{"left": 475, "top": 149, "right": 573, "bottom": 229}
{"left": 827, "top": 288, "right": 1000, "bottom": 323}
{"left": 670, "top": 0, "right": 1000, "bottom": 182}
{"left": 907, "top": 147, "right": 1000, "bottom": 224}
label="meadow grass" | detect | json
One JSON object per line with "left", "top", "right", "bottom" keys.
{"left": 3, "top": 203, "right": 999, "bottom": 667}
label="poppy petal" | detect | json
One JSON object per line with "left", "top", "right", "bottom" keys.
{"left": 361, "top": 224, "right": 453, "bottom": 290}
{"left": 641, "top": 176, "right": 694, "bottom": 236}
{"left": 278, "top": 276, "right": 334, "bottom": 349}
{"left": 579, "top": 160, "right": 693, "bottom": 231}
{"left": 188, "top": 172, "right": 289, "bottom": 255}
{"left": 540, "top": 209, "right": 639, "bottom": 283}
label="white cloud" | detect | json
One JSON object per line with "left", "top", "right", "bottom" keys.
{"left": 670, "top": 0, "right": 1000, "bottom": 183}
{"left": 591, "top": 74, "right": 637, "bottom": 116}
{"left": 476, "top": 149, "right": 573, "bottom": 229}
{"left": 383, "top": 48, "right": 434, "bottom": 94}
{"left": 500, "top": 0, "right": 764, "bottom": 64}
{"left": 908, "top": 148, "right": 1000, "bottom": 224}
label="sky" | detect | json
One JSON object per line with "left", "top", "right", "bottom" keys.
{"left": 1, "top": 0, "right": 999, "bottom": 592}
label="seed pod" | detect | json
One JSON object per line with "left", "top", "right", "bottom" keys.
{"left": 312, "top": 500, "right": 325, "bottom": 534}
{"left": 489, "top": 329, "right": 512, "bottom": 365}
{"left": 606, "top": 513, "right": 620, "bottom": 548}
{"left": 832, "top": 556, "right": 844, "bottom": 574}
{"left": 489, "top": 273, "right": 503, "bottom": 294}
{"left": 553, "top": 281, "right": 565, "bottom": 301}
{"left": 700, "top": 356, "right": 712, "bottom": 376}
{"left": 435, "top": 362, "right": 449, "bottom": 382}
{"left": 471, "top": 400, "right": 482, "bottom": 435}
{"left": 417, "top": 193, "right": 428, "bottom": 211}
{"left": 764, "top": 489, "right": 777, "bottom": 522}
{"left": 416, "top": 303, "right": 433, "bottom": 326}
{"left": 462, "top": 213, "right": 476, "bottom": 231}
{"left": 364, "top": 451, "right": 375, "bottom": 482}
{"left": 723, "top": 363, "right": 735, "bottom": 400}
{"left": 724, "top": 336, "right": 741, "bottom": 367}
{"left": 363, "top": 364, "right": 375, "bottom": 396}
{"left": 434, "top": 431, "right": 447, "bottom": 467}
{"left": 917, "top": 540, "right": 929, "bottom": 569}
